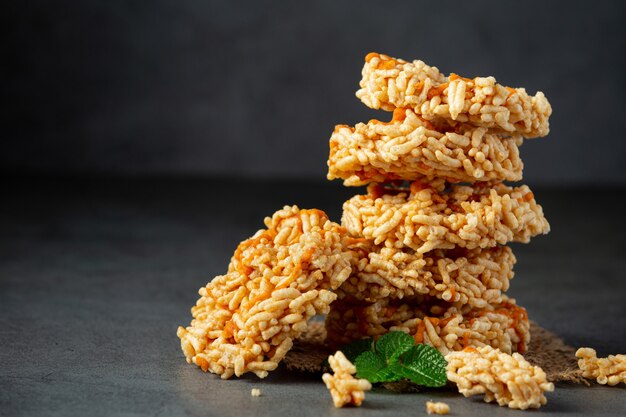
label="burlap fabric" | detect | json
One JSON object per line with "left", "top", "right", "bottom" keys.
{"left": 283, "top": 320, "right": 587, "bottom": 387}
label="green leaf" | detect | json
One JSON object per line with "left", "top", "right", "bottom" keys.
{"left": 340, "top": 338, "right": 374, "bottom": 364}
{"left": 375, "top": 331, "right": 414, "bottom": 363}
{"left": 397, "top": 344, "right": 448, "bottom": 387}
{"left": 354, "top": 351, "right": 402, "bottom": 383}
{"left": 340, "top": 334, "right": 448, "bottom": 388}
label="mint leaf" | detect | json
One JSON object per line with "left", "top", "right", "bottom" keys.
{"left": 355, "top": 351, "right": 402, "bottom": 383}
{"left": 340, "top": 338, "right": 374, "bottom": 363}
{"left": 376, "top": 331, "right": 414, "bottom": 363}
{"left": 339, "top": 333, "right": 448, "bottom": 388}
{"left": 397, "top": 344, "right": 447, "bottom": 387}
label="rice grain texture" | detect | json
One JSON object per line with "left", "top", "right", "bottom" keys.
{"left": 322, "top": 351, "right": 372, "bottom": 407}
{"left": 177, "top": 206, "right": 355, "bottom": 378}
{"left": 576, "top": 347, "right": 626, "bottom": 386}
{"left": 328, "top": 108, "right": 525, "bottom": 186}
{"left": 342, "top": 182, "right": 549, "bottom": 253}
{"left": 357, "top": 53, "right": 551, "bottom": 138}
{"left": 446, "top": 345, "right": 554, "bottom": 409}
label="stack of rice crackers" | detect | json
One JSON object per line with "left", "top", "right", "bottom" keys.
{"left": 325, "top": 53, "right": 551, "bottom": 355}
{"left": 176, "top": 53, "right": 567, "bottom": 405}
{"left": 178, "top": 52, "right": 626, "bottom": 411}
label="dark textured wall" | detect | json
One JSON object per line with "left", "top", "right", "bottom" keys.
{"left": 3, "top": 0, "right": 625, "bottom": 184}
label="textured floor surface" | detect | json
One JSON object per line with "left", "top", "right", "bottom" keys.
{"left": 1, "top": 178, "right": 625, "bottom": 417}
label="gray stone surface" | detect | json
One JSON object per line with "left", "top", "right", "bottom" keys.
{"left": 1, "top": 178, "right": 625, "bottom": 417}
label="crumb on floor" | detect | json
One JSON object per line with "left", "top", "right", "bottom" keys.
{"left": 426, "top": 400, "right": 450, "bottom": 415}
{"left": 251, "top": 388, "right": 261, "bottom": 397}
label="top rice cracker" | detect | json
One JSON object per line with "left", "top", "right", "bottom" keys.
{"left": 356, "top": 53, "right": 551, "bottom": 138}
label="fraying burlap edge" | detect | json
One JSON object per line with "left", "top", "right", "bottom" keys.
{"left": 523, "top": 322, "right": 588, "bottom": 385}
{"left": 283, "top": 320, "right": 588, "bottom": 386}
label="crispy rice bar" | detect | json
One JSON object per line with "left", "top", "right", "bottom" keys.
{"left": 322, "top": 351, "right": 372, "bottom": 407}
{"left": 325, "top": 296, "right": 530, "bottom": 356}
{"left": 177, "top": 206, "right": 355, "bottom": 378}
{"left": 338, "top": 242, "right": 515, "bottom": 309}
{"left": 446, "top": 346, "right": 554, "bottom": 409}
{"left": 328, "top": 108, "right": 524, "bottom": 186}
{"left": 576, "top": 347, "right": 626, "bottom": 386}
{"left": 342, "top": 182, "right": 549, "bottom": 253}
{"left": 356, "top": 53, "right": 551, "bottom": 138}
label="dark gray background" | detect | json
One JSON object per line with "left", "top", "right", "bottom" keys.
{"left": 3, "top": 0, "right": 625, "bottom": 184}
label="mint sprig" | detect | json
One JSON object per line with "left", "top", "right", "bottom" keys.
{"left": 340, "top": 331, "right": 447, "bottom": 387}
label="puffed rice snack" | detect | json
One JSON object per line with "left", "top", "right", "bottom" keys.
{"left": 576, "top": 347, "right": 626, "bottom": 386}
{"left": 328, "top": 107, "right": 525, "bottom": 185}
{"left": 322, "top": 351, "right": 372, "bottom": 407}
{"left": 446, "top": 345, "right": 554, "bottom": 409}
{"left": 342, "top": 181, "right": 549, "bottom": 253}
{"left": 177, "top": 206, "right": 355, "bottom": 378}
{"left": 357, "top": 53, "right": 551, "bottom": 138}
